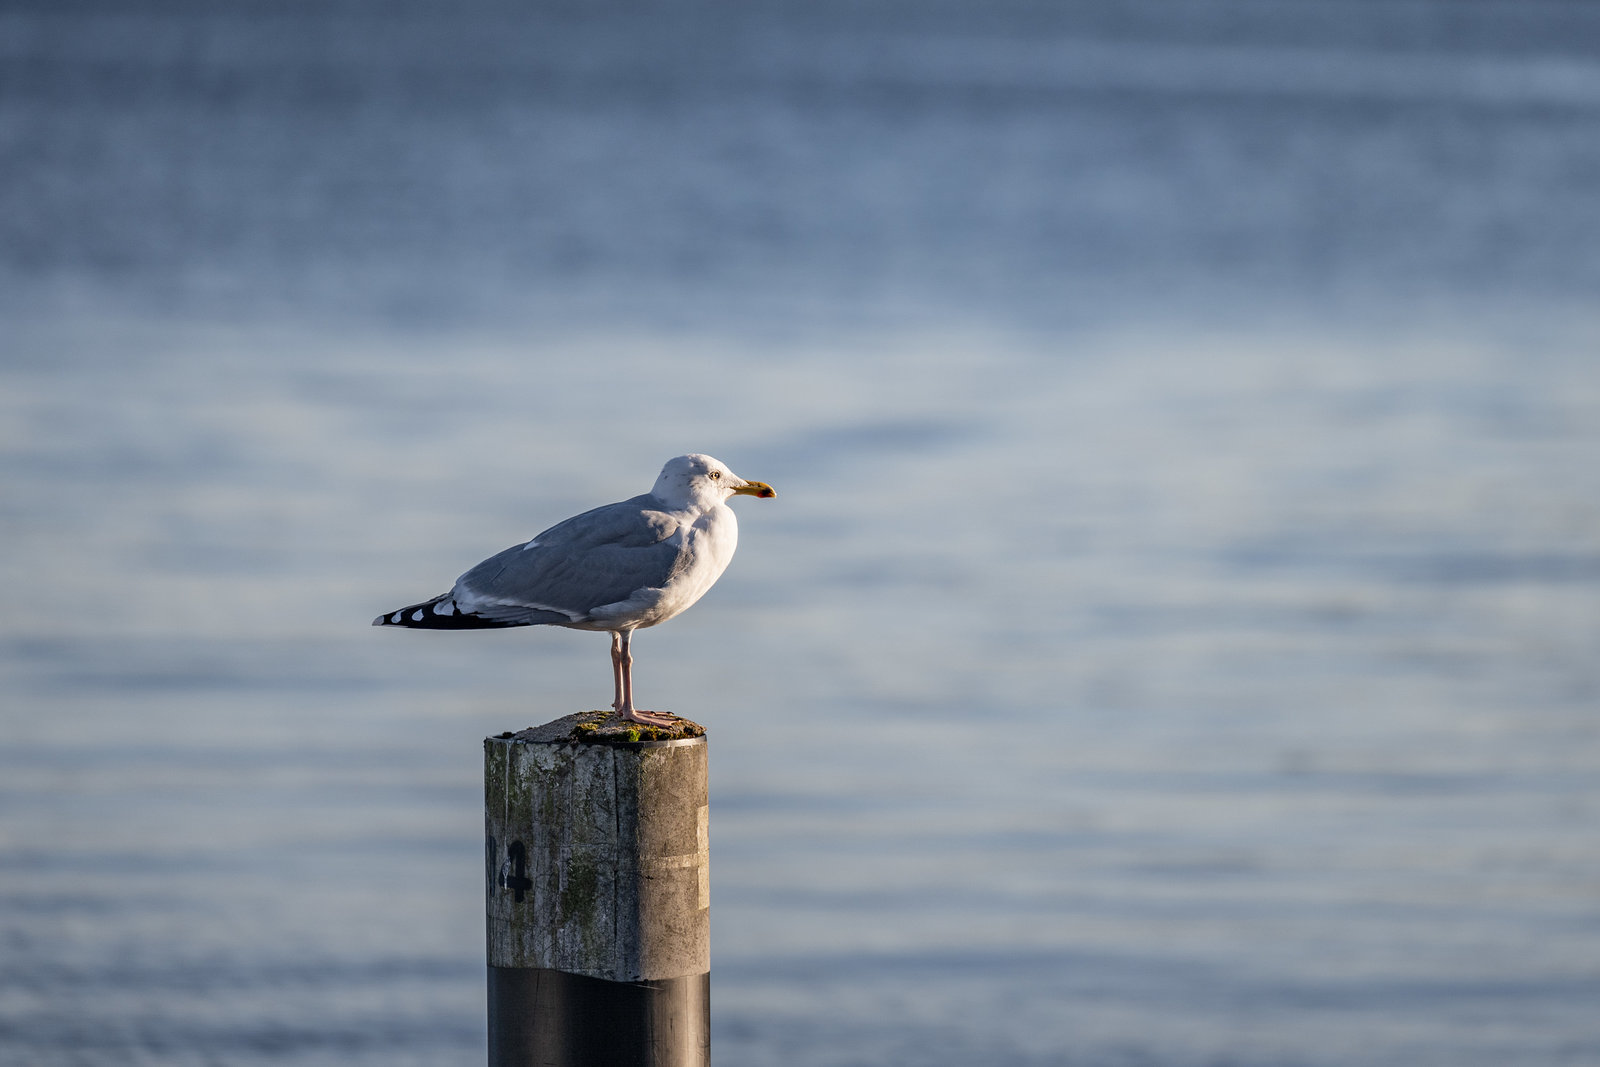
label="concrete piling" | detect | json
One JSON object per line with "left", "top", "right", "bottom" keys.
{"left": 485, "top": 713, "right": 709, "bottom": 1066}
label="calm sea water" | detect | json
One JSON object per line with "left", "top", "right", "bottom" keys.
{"left": 3, "top": 3, "right": 1599, "bottom": 1065}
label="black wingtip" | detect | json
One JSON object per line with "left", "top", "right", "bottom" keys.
{"left": 373, "top": 595, "right": 525, "bottom": 630}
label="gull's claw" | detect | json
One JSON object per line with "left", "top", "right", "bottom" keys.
{"left": 619, "top": 708, "right": 677, "bottom": 729}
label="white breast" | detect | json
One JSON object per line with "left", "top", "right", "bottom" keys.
{"left": 657, "top": 504, "right": 740, "bottom": 619}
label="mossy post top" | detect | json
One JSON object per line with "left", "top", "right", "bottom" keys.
{"left": 484, "top": 714, "right": 710, "bottom": 982}
{"left": 492, "top": 709, "right": 707, "bottom": 749}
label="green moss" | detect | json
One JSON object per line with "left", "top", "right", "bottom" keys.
{"left": 560, "top": 854, "right": 600, "bottom": 924}
{"left": 563, "top": 711, "right": 707, "bottom": 745}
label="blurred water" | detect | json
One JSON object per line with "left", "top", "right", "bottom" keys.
{"left": 3, "top": 2, "right": 1600, "bottom": 1065}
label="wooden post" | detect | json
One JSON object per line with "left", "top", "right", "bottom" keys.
{"left": 485, "top": 714, "right": 710, "bottom": 1067}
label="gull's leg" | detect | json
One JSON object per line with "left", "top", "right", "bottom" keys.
{"left": 615, "top": 629, "right": 674, "bottom": 728}
{"left": 610, "top": 631, "right": 626, "bottom": 714}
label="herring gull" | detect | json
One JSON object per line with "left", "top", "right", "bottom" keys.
{"left": 373, "top": 453, "right": 775, "bottom": 726}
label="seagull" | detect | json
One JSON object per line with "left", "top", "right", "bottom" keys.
{"left": 374, "top": 453, "right": 775, "bottom": 727}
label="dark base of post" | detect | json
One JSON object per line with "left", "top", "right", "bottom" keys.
{"left": 488, "top": 966, "right": 710, "bottom": 1067}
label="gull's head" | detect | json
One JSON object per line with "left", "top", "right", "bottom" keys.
{"left": 652, "top": 453, "right": 776, "bottom": 510}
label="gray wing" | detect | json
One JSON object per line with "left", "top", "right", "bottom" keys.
{"left": 452, "top": 495, "right": 684, "bottom": 625}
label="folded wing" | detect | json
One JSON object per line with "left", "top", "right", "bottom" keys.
{"left": 451, "top": 495, "right": 685, "bottom": 626}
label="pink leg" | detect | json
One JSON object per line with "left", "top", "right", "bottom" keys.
{"left": 609, "top": 632, "right": 626, "bottom": 713}
{"left": 614, "top": 630, "right": 674, "bottom": 728}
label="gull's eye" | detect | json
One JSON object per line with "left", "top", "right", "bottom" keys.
{"left": 708, "top": 470, "right": 721, "bottom": 480}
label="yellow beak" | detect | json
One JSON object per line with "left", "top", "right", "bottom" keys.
{"left": 732, "top": 480, "right": 776, "bottom": 499}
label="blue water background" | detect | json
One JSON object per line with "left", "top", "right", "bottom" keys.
{"left": 3, "top": 2, "right": 1599, "bottom": 1064}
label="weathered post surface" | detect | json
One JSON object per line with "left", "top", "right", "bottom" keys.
{"left": 485, "top": 712, "right": 710, "bottom": 1067}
